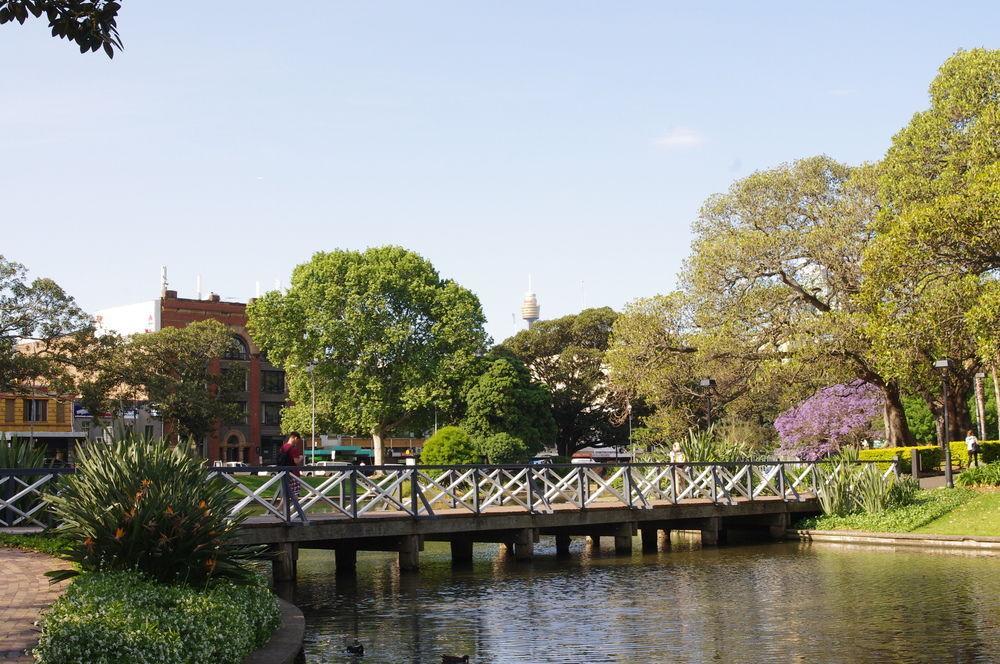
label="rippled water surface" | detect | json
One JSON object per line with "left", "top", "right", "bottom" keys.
{"left": 282, "top": 537, "right": 1000, "bottom": 663}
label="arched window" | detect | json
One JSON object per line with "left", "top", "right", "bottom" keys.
{"left": 226, "top": 435, "right": 241, "bottom": 447}
{"left": 224, "top": 334, "right": 250, "bottom": 360}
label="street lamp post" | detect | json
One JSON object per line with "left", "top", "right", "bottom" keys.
{"left": 307, "top": 361, "right": 317, "bottom": 464}
{"left": 699, "top": 378, "right": 716, "bottom": 429}
{"left": 933, "top": 359, "right": 954, "bottom": 489}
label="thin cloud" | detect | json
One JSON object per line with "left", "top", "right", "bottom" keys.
{"left": 653, "top": 126, "right": 705, "bottom": 150}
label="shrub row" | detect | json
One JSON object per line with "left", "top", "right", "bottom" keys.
{"left": 858, "top": 446, "right": 943, "bottom": 474}
{"left": 956, "top": 462, "right": 1000, "bottom": 487}
{"left": 948, "top": 440, "right": 1000, "bottom": 468}
{"left": 34, "top": 572, "right": 280, "bottom": 664}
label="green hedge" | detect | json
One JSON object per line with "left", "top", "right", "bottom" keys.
{"left": 35, "top": 572, "right": 280, "bottom": 664}
{"left": 948, "top": 440, "right": 1000, "bottom": 468}
{"left": 858, "top": 446, "right": 943, "bottom": 474}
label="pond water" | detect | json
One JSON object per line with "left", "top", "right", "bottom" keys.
{"left": 282, "top": 537, "right": 999, "bottom": 663}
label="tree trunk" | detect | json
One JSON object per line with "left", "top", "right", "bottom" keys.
{"left": 882, "top": 382, "right": 911, "bottom": 446}
{"left": 372, "top": 428, "right": 385, "bottom": 466}
{"left": 993, "top": 365, "right": 1000, "bottom": 440}
{"left": 947, "top": 384, "right": 973, "bottom": 443}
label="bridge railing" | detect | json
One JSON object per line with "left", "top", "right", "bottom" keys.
{"left": 0, "top": 460, "right": 899, "bottom": 528}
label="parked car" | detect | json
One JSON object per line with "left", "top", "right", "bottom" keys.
{"left": 214, "top": 461, "right": 251, "bottom": 475}
{"left": 308, "top": 460, "right": 352, "bottom": 476}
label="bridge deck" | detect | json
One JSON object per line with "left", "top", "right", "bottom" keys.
{"left": 234, "top": 495, "right": 818, "bottom": 546}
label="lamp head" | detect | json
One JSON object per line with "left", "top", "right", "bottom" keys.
{"left": 933, "top": 358, "right": 953, "bottom": 371}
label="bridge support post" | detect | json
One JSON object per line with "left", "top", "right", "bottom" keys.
{"left": 513, "top": 529, "right": 534, "bottom": 561}
{"left": 399, "top": 535, "right": 420, "bottom": 573}
{"left": 335, "top": 545, "right": 357, "bottom": 576}
{"left": 768, "top": 513, "right": 789, "bottom": 540}
{"left": 700, "top": 517, "right": 725, "bottom": 547}
{"left": 587, "top": 535, "right": 601, "bottom": 549}
{"left": 640, "top": 527, "right": 658, "bottom": 553}
{"left": 272, "top": 542, "right": 297, "bottom": 582}
{"left": 613, "top": 523, "right": 635, "bottom": 556}
{"left": 555, "top": 535, "right": 571, "bottom": 557}
{"left": 450, "top": 538, "right": 474, "bottom": 565}
{"left": 658, "top": 529, "right": 672, "bottom": 551}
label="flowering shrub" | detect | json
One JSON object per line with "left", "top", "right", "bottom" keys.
{"left": 46, "top": 437, "right": 263, "bottom": 585}
{"left": 775, "top": 381, "right": 882, "bottom": 460}
{"left": 420, "top": 426, "right": 481, "bottom": 465}
{"left": 34, "top": 571, "right": 280, "bottom": 664}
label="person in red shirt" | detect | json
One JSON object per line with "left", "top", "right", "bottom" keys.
{"left": 275, "top": 433, "right": 306, "bottom": 520}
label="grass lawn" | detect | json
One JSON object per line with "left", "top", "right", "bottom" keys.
{"left": 913, "top": 491, "right": 1000, "bottom": 537}
{"left": 794, "top": 488, "right": 977, "bottom": 533}
{"left": 0, "top": 532, "right": 73, "bottom": 556}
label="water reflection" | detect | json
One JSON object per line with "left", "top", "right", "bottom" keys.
{"left": 287, "top": 537, "right": 1000, "bottom": 663}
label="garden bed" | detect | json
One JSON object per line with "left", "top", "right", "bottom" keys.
{"left": 34, "top": 572, "right": 280, "bottom": 664}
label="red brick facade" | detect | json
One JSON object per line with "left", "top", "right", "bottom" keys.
{"left": 159, "top": 290, "right": 286, "bottom": 463}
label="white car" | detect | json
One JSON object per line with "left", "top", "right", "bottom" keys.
{"left": 309, "top": 460, "right": 352, "bottom": 476}
{"left": 215, "top": 461, "right": 251, "bottom": 474}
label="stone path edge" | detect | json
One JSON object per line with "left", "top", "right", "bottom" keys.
{"left": 244, "top": 597, "right": 304, "bottom": 664}
{"left": 788, "top": 529, "right": 1000, "bottom": 551}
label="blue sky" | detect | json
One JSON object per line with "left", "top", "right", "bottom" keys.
{"left": 2, "top": 2, "right": 997, "bottom": 342}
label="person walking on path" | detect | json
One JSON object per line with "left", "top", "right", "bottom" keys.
{"left": 965, "top": 430, "right": 981, "bottom": 468}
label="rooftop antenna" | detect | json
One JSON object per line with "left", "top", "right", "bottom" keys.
{"left": 196, "top": 275, "right": 203, "bottom": 300}
{"left": 160, "top": 266, "right": 169, "bottom": 294}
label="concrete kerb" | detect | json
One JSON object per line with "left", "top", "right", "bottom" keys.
{"left": 788, "top": 529, "right": 1000, "bottom": 553}
{"left": 244, "top": 598, "right": 305, "bottom": 664}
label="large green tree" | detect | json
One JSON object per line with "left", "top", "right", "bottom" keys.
{"left": 462, "top": 355, "right": 556, "bottom": 456}
{"left": 864, "top": 48, "right": 1000, "bottom": 442}
{"left": 501, "top": 307, "right": 628, "bottom": 455}
{"left": 683, "top": 157, "right": 913, "bottom": 443}
{"left": 125, "top": 319, "right": 244, "bottom": 443}
{"left": 246, "top": 246, "right": 489, "bottom": 465}
{"left": 0, "top": 255, "right": 92, "bottom": 393}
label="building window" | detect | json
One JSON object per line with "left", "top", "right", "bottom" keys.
{"left": 4, "top": 399, "right": 14, "bottom": 423}
{"left": 261, "top": 371, "right": 285, "bottom": 394}
{"left": 262, "top": 402, "right": 282, "bottom": 426}
{"left": 224, "top": 335, "right": 250, "bottom": 361}
{"left": 23, "top": 399, "right": 48, "bottom": 423}
{"left": 227, "top": 401, "right": 248, "bottom": 425}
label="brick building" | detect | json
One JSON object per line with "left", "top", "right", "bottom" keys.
{"left": 95, "top": 289, "right": 288, "bottom": 463}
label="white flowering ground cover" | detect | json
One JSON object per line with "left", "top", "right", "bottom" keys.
{"left": 33, "top": 571, "right": 280, "bottom": 664}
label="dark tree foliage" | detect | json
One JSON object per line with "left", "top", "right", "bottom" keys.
{"left": 0, "top": 0, "right": 123, "bottom": 57}
{"left": 501, "top": 307, "right": 631, "bottom": 456}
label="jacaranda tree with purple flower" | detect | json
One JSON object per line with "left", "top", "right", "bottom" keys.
{"left": 774, "top": 381, "right": 883, "bottom": 460}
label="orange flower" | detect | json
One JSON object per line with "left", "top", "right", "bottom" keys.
{"left": 165, "top": 505, "right": 174, "bottom": 516}
{"left": 83, "top": 537, "right": 95, "bottom": 552}
{"left": 141, "top": 479, "right": 152, "bottom": 488}
{"left": 204, "top": 558, "right": 217, "bottom": 572}
{"left": 198, "top": 500, "right": 207, "bottom": 509}
{"left": 114, "top": 527, "right": 125, "bottom": 540}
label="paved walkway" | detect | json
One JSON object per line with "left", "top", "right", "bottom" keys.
{"left": 0, "top": 549, "right": 71, "bottom": 662}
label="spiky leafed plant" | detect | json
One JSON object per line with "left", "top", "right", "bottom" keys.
{"left": 46, "top": 436, "right": 264, "bottom": 586}
{"left": 0, "top": 433, "right": 47, "bottom": 468}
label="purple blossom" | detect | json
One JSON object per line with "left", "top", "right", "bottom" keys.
{"left": 774, "top": 381, "right": 883, "bottom": 461}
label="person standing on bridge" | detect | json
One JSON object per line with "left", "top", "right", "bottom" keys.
{"left": 669, "top": 442, "right": 686, "bottom": 465}
{"left": 274, "top": 432, "right": 307, "bottom": 522}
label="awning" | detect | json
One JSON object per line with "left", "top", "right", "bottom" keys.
{"left": 3, "top": 432, "right": 86, "bottom": 439}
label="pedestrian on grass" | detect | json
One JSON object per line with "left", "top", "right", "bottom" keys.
{"left": 965, "top": 430, "right": 981, "bottom": 468}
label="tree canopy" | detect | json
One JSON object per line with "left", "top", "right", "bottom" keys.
{"left": 246, "top": 246, "right": 489, "bottom": 464}
{"left": 502, "top": 307, "right": 627, "bottom": 455}
{"left": 0, "top": 255, "right": 92, "bottom": 393}
{"left": 125, "top": 319, "right": 244, "bottom": 442}
{"left": 462, "top": 355, "right": 556, "bottom": 456}
{"left": 0, "top": 0, "right": 123, "bottom": 57}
